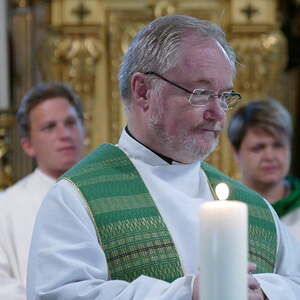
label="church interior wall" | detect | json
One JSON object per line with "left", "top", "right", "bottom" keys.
{"left": 4, "top": 0, "right": 300, "bottom": 186}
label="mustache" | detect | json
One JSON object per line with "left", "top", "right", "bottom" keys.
{"left": 194, "top": 122, "right": 223, "bottom": 132}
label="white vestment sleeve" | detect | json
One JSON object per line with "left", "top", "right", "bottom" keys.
{"left": 255, "top": 204, "right": 300, "bottom": 299}
{"left": 0, "top": 244, "right": 26, "bottom": 300}
{"left": 0, "top": 195, "right": 26, "bottom": 300}
{"left": 26, "top": 179, "right": 194, "bottom": 300}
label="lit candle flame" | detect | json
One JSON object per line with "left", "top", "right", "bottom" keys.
{"left": 215, "top": 182, "right": 229, "bottom": 200}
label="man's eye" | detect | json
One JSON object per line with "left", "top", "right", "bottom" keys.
{"left": 251, "top": 145, "right": 263, "bottom": 152}
{"left": 42, "top": 124, "right": 55, "bottom": 131}
{"left": 274, "top": 143, "right": 284, "bottom": 149}
{"left": 65, "top": 119, "right": 77, "bottom": 126}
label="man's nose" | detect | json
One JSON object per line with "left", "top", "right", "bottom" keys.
{"left": 263, "top": 147, "right": 275, "bottom": 159}
{"left": 57, "top": 124, "right": 72, "bottom": 138}
{"left": 203, "top": 97, "right": 226, "bottom": 121}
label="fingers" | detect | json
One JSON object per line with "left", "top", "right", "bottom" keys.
{"left": 192, "top": 273, "right": 200, "bottom": 300}
{"left": 248, "top": 262, "right": 257, "bottom": 273}
{"left": 248, "top": 287, "right": 265, "bottom": 300}
{"left": 248, "top": 273, "right": 260, "bottom": 290}
{"left": 248, "top": 273, "right": 265, "bottom": 300}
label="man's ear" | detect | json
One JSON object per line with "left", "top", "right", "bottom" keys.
{"left": 131, "top": 72, "right": 150, "bottom": 110}
{"left": 20, "top": 137, "right": 36, "bottom": 158}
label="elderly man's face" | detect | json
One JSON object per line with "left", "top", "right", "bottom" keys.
{"left": 143, "top": 38, "right": 234, "bottom": 163}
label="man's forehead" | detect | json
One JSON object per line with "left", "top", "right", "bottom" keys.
{"left": 179, "top": 37, "right": 230, "bottom": 62}
{"left": 173, "top": 37, "right": 234, "bottom": 87}
{"left": 29, "top": 98, "right": 76, "bottom": 120}
{"left": 30, "top": 97, "right": 73, "bottom": 112}
{"left": 248, "top": 126, "right": 290, "bottom": 143}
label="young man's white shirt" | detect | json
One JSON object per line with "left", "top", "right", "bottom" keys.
{"left": 0, "top": 169, "right": 55, "bottom": 300}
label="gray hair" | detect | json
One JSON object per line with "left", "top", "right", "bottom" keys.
{"left": 16, "top": 82, "right": 84, "bottom": 139}
{"left": 119, "top": 14, "right": 237, "bottom": 109}
{"left": 228, "top": 98, "right": 293, "bottom": 150}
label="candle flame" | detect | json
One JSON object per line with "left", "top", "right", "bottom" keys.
{"left": 215, "top": 182, "right": 229, "bottom": 200}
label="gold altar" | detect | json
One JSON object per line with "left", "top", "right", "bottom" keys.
{"left": 8, "top": 0, "right": 299, "bottom": 184}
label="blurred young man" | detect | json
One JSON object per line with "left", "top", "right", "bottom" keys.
{"left": 0, "top": 82, "right": 85, "bottom": 300}
{"left": 228, "top": 98, "right": 300, "bottom": 241}
{"left": 27, "top": 16, "right": 300, "bottom": 300}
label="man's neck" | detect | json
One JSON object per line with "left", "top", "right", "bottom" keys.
{"left": 125, "top": 126, "right": 174, "bottom": 164}
{"left": 38, "top": 167, "right": 63, "bottom": 180}
{"left": 243, "top": 179, "right": 289, "bottom": 204}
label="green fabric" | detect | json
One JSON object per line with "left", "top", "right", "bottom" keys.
{"left": 201, "top": 162, "right": 277, "bottom": 274}
{"left": 62, "top": 143, "right": 183, "bottom": 283}
{"left": 272, "top": 176, "right": 300, "bottom": 217}
{"left": 63, "top": 143, "right": 277, "bottom": 282}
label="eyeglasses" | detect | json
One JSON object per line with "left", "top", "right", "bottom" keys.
{"left": 145, "top": 71, "right": 242, "bottom": 111}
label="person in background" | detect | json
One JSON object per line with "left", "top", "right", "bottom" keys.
{"left": 0, "top": 82, "right": 85, "bottom": 300}
{"left": 27, "top": 15, "right": 300, "bottom": 300}
{"left": 228, "top": 98, "right": 300, "bottom": 242}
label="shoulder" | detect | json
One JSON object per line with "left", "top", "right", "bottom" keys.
{"left": 0, "top": 172, "right": 36, "bottom": 198}
{"left": 62, "top": 143, "right": 127, "bottom": 180}
{"left": 0, "top": 170, "right": 53, "bottom": 210}
{"left": 286, "top": 176, "right": 300, "bottom": 190}
{"left": 201, "top": 162, "right": 272, "bottom": 215}
{"left": 201, "top": 161, "right": 261, "bottom": 198}
{"left": 34, "top": 178, "right": 93, "bottom": 232}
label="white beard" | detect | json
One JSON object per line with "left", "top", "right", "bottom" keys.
{"left": 148, "top": 108, "right": 220, "bottom": 163}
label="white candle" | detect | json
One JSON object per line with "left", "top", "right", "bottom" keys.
{"left": 199, "top": 200, "right": 248, "bottom": 300}
{"left": 0, "top": 1, "right": 9, "bottom": 110}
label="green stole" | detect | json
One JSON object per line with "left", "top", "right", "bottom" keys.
{"left": 272, "top": 176, "right": 300, "bottom": 217}
{"left": 62, "top": 143, "right": 277, "bottom": 282}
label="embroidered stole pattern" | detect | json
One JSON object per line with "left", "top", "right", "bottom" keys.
{"left": 62, "top": 143, "right": 277, "bottom": 282}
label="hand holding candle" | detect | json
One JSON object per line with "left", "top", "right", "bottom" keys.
{"left": 198, "top": 182, "right": 248, "bottom": 300}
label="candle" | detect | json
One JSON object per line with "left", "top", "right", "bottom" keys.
{"left": 198, "top": 185, "right": 248, "bottom": 300}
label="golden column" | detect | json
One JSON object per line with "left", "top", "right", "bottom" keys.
{"left": 218, "top": 0, "right": 287, "bottom": 178}
{"left": 41, "top": 0, "right": 103, "bottom": 150}
{"left": 45, "top": 0, "right": 286, "bottom": 177}
{"left": 0, "top": 112, "right": 15, "bottom": 189}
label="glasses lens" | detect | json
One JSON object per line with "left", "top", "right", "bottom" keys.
{"left": 224, "top": 92, "right": 242, "bottom": 108}
{"left": 190, "top": 90, "right": 242, "bottom": 110}
{"left": 189, "top": 90, "right": 210, "bottom": 106}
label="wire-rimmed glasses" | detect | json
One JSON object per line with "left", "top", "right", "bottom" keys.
{"left": 145, "top": 71, "right": 242, "bottom": 111}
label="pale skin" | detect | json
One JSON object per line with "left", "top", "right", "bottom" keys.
{"left": 21, "top": 97, "right": 85, "bottom": 179}
{"left": 127, "top": 35, "right": 266, "bottom": 299}
{"left": 234, "top": 126, "right": 291, "bottom": 204}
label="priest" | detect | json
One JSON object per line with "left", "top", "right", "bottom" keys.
{"left": 27, "top": 15, "right": 300, "bottom": 300}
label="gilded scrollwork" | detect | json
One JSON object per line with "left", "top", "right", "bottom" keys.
{"left": 52, "top": 35, "right": 102, "bottom": 94}
{"left": 150, "top": 0, "right": 177, "bottom": 18}
{"left": 109, "top": 13, "right": 152, "bottom": 143}
{"left": 108, "top": 1, "right": 178, "bottom": 143}
{"left": 13, "top": 0, "right": 28, "bottom": 8}
{"left": 33, "top": 0, "right": 103, "bottom": 150}
{"left": 231, "top": 30, "right": 287, "bottom": 98}
{"left": 41, "top": 0, "right": 287, "bottom": 177}
{"left": 39, "top": 31, "right": 102, "bottom": 149}
{"left": 120, "top": 24, "right": 146, "bottom": 55}
{"left": 0, "top": 112, "right": 15, "bottom": 190}
{"left": 217, "top": 29, "right": 288, "bottom": 179}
